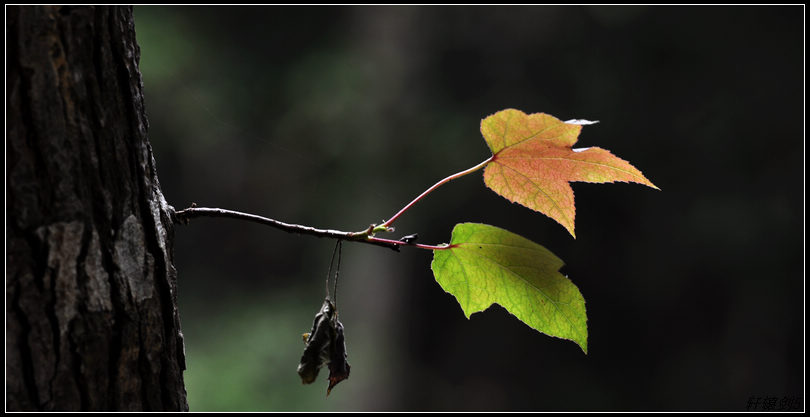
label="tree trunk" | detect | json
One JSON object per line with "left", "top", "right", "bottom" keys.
{"left": 6, "top": 6, "right": 188, "bottom": 411}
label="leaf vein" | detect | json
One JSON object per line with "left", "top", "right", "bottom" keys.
{"left": 456, "top": 249, "right": 580, "bottom": 336}
{"left": 499, "top": 155, "right": 647, "bottom": 182}
{"left": 449, "top": 248, "right": 472, "bottom": 314}
{"left": 496, "top": 161, "right": 571, "bottom": 227}
{"left": 498, "top": 118, "right": 563, "bottom": 153}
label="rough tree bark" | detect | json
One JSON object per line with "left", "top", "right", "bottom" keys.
{"left": 6, "top": 6, "right": 188, "bottom": 411}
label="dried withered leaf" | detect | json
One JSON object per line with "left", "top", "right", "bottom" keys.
{"left": 326, "top": 318, "right": 350, "bottom": 396}
{"left": 297, "top": 300, "right": 334, "bottom": 384}
{"left": 297, "top": 299, "right": 351, "bottom": 396}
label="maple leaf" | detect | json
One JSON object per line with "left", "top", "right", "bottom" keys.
{"left": 431, "top": 223, "right": 587, "bottom": 353}
{"left": 480, "top": 109, "right": 658, "bottom": 237}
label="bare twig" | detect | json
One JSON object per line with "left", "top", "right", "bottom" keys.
{"left": 172, "top": 206, "right": 407, "bottom": 251}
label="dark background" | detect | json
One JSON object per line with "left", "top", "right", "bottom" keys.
{"left": 133, "top": 6, "right": 803, "bottom": 411}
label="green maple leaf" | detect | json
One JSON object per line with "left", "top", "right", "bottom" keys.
{"left": 431, "top": 223, "right": 588, "bottom": 353}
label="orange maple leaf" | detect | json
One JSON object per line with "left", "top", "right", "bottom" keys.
{"left": 481, "top": 109, "right": 659, "bottom": 237}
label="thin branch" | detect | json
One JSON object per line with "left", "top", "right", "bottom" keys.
{"left": 172, "top": 206, "right": 449, "bottom": 252}
{"left": 365, "top": 236, "right": 450, "bottom": 251}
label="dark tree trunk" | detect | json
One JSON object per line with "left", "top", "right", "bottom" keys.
{"left": 6, "top": 6, "right": 188, "bottom": 411}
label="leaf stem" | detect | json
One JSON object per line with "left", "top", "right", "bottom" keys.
{"left": 381, "top": 156, "right": 493, "bottom": 229}
{"left": 172, "top": 206, "right": 448, "bottom": 251}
